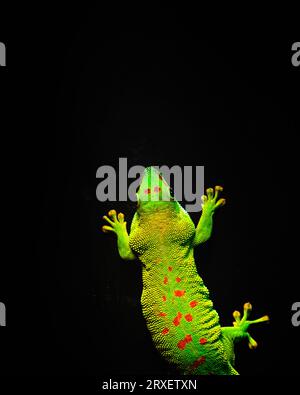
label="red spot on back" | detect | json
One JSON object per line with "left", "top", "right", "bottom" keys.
{"left": 168, "top": 266, "right": 173, "bottom": 272}
{"left": 185, "top": 314, "right": 193, "bottom": 322}
{"left": 190, "top": 300, "right": 198, "bottom": 308}
{"left": 199, "top": 338, "right": 207, "bottom": 345}
{"left": 191, "top": 356, "right": 206, "bottom": 369}
{"left": 162, "top": 295, "right": 167, "bottom": 302}
{"left": 174, "top": 290, "right": 185, "bottom": 297}
{"left": 163, "top": 276, "right": 168, "bottom": 285}
{"left": 173, "top": 312, "right": 183, "bottom": 326}
{"left": 175, "top": 277, "right": 181, "bottom": 283}
{"left": 159, "top": 312, "right": 167, "bottom": 317}
{"left": 161, "top": 328, "right": 169, "bottom": 335}
{"left": 177, "top": 334, "right": 192, "bottom": 350}
{"left": 144, "top": 188, "right": 151, "bottom": 194}
{"left": 185, "top": 334, "right": 192, "bottom": 343}
{"left": 154, "top": 186, "right": 161, "bottom": 193}
{"left": 177, "top": 339, "right": 187, "bottom": 350}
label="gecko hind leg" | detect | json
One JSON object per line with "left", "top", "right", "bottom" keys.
{"left": 231, "top": 302, "right": 269, "bottom": 348}
{"left": 221, "top": 302, "right": 269, "bottom": 366}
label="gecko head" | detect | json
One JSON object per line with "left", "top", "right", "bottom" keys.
{"left": 136, "top": 167, "right": 174, "bottom": 211}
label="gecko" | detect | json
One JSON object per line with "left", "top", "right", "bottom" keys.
{"left": 102, "top": 166, "right": 269, "bottom": 375}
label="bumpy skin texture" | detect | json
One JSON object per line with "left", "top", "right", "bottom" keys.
{"left": 102, "top": 167, "right": 269, "bottom": 375}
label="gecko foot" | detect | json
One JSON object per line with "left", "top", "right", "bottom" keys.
{"left": 201, "top": 185, "right": 226, "bottom": 213}
{"left": 230, "top": 302, "right": 269, "bottom": 349}
{"left": 102, "top": 209, "right": 127, "bottom": 235}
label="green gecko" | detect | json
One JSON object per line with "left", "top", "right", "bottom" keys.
{"left": 102, "top": 167, "right": 269, "bottom": 375}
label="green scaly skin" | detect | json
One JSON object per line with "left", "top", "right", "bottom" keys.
{"left": 102, "top": 167, "right": 269, "bottom": 375}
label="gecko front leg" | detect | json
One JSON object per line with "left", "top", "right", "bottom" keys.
{"left": 102, "top": 209, "right": 136, "bottom": 260}
{"left": 193, "top": 185, "right": 226, "bottom": 246}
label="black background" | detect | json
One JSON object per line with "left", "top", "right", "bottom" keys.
{"left": 0, "top": 4, "right": 299, "bottom": 385}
